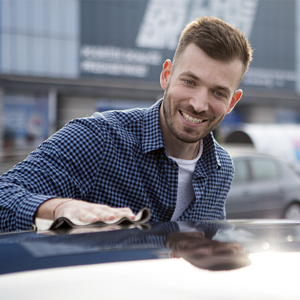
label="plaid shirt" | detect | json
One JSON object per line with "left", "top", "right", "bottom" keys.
{"left": 0, "top": 99, "right": 234, "bottom": 232}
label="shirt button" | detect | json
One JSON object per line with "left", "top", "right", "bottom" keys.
{"left": 168, "top": 207, "right": 175, "bottom": 212}
{"left": 171, "top": 163, "right": 177, "bottom": 170}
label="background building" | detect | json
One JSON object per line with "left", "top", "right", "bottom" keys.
{"left": 0, "top": 0, "right": 300, "bottom": 173}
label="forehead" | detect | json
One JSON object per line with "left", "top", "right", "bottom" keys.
{"left": 173, "top": 43, "right": 243, "bottom": 91}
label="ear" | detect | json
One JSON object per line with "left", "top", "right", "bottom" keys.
{"left": 227, "top": 89, "right": 243, "bottom": 114}
{"left": 160, "top": 59, "right": 172, "bottom": 90}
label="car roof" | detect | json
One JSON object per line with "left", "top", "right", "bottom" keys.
{"left": 1, "top": 220, "right": 300, "bottom": 299}
{"left": 221, "top": 144, "right": 278, "bottom": 160}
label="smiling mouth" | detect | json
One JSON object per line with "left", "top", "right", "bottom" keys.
{"left": 180, "top": 111, "right": 205, "bottom": 124}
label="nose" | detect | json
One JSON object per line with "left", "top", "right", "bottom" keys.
{"left": 189, "top": 87, "right": 209, "bottom": 113}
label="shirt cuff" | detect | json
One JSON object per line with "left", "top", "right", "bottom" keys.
{"left": 16, "top": 194, "right": 58, "bottom": 230}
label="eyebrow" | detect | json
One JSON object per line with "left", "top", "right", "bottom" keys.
{"left": 214, "top": 85, "right": 232, "bottom": 96}
{"left": 180, "top": 71, "right": 200, "bottom": 81}
{"left": 180, "top": 71, "right": 232, "bottom": 96}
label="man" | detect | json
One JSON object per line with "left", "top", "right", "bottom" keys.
{"left": 0, "top": 16, "right": 252, "bottom": 232}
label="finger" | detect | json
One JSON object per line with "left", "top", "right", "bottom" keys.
{"left": 118, "top": 207, "right": 134, "bottom": 214}
{"left": 118, "top": 207, "right": 136, "bottom": 219}
{"left": 95, "top": 205, "right": 136, "bottom": 220}
{"left": 110, "top": 209, "right": 136, "bottom": 220}
{"left": 97, "top": 205, "right": 134, "bottom": 215}
{"left": 78, "top": 212, "right": 101, "bottom": 223}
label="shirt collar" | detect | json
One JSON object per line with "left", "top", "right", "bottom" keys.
{"left": 142, "top": 99, "right": 166, "bottom": 153}
{"left": 195, "top": 132, "right": 222, "bottom": 177}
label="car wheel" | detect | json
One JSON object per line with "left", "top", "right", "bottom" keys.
{"left": 284, "top": 203, "right": 300, "bottom": 220}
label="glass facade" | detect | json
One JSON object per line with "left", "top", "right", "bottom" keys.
{"left": 0, "top": 0, "right": 300, "bottom": 93}
{"left": 0, "top": 0, "right": 299, "bottom": 173}
{"left": 0, "top": 0, "right": 79, "bottom": 78}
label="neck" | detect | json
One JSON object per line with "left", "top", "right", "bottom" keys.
{"left": 168, "top": 140, "right": 200, "bottom": 160}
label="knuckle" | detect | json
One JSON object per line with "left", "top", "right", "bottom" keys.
{"left": 120, "top": 207, "right": 132, "bottom": 213}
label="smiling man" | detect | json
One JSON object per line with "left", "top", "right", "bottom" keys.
{"left": 159, "top": 43, "right": 243, "bottom": 158}
{"left": 0, "top": 17, "right": 252, "bottom": 232}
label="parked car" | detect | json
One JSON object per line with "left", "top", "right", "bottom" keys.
{"left": 1, "top": 219, "right": 300, "bottom": 300}
{"left": 225, "top": 146, "right": 300, "bottom": 219}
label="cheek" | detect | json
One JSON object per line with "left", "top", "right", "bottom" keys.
{"left": 211, "top": 99, "right": 230, "bottom": 117}
{"left": 211, "top": 104, "right": 227, "bottom": 118}
{"left": 168, "top": 82, "right": 190, "bottom": 98}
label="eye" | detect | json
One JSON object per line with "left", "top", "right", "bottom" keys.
{"left": 184, "top": 79, "right": 195, "bottom": 86}
{"left": 214, "top": 91, "right": 227, "bottom": 98}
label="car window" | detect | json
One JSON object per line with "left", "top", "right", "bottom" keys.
{"left": 232, "top": 159, "right": 249, "bottom": 185}
{"left": 250, "top": 158, "right": 279, "bottom": 182}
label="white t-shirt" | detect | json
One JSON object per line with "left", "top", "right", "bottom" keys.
{"left": 170, "top": 140, "right": 203, "bottom": 221}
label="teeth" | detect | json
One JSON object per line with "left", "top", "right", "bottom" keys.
{"left": 181, "top": 112, "right": 203, "bottom": 124}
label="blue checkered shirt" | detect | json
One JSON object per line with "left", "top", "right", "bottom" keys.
{"left": 0, "top": 99, "right": 234, "bottom": 232}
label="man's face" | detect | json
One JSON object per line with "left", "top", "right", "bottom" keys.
{"left": 166, "top": 232, "right": 251, "bottom": 271}
{"left": 160, "top": 43, "right": 243, "bottom": 144}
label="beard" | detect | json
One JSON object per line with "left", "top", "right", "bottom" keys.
{"left": 162, "top": 90, "right": 226, "bottom": 144}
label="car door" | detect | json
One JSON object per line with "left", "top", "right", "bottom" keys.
{"left": 247, "top": 157, "right": 283, "bottom": 218}
{"left": 226, "top": 158, "right": 254, "bottom": 218}
{"left": 226, "top": 156, "right": 283, "bottom": 219}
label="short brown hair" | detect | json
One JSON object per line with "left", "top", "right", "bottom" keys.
{"left": 173, "top": 16, "right": 253, "bottom": 78}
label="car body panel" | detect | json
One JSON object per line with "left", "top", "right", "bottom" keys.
{"left": 224, "top": 147, "right": 300, "bottom": 219}
{"left": 1, "top": 252, "right": 300, "bottom": 300}
{"left": 1, "top": 220, "right": 300, "bottom": 300}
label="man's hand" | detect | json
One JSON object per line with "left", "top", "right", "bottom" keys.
{"left": 35, "top": 198, "right": 136, "bottom": 223}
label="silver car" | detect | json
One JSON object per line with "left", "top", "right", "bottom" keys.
{"left": 225, "top": 147, "right": 300, "bottom": 219}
